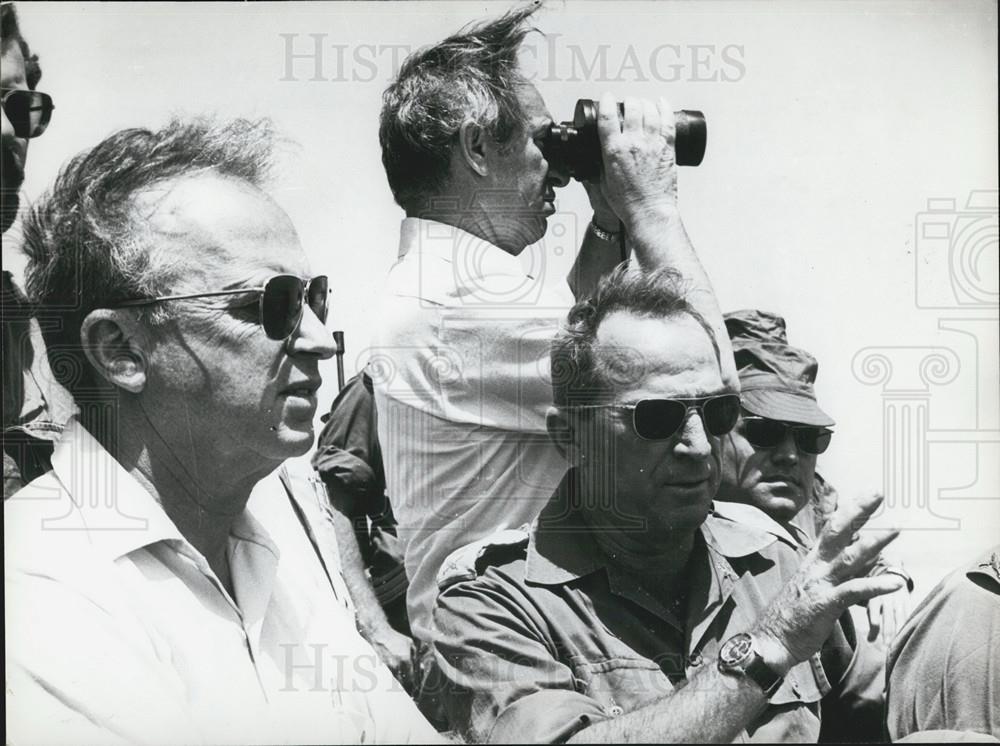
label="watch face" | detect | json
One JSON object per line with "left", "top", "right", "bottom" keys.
{"left": 720, "top": 632, "right": 754, "bottom": 667}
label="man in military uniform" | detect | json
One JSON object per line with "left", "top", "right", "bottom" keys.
{"left": 431, "top": 267, "right": 904, "bottom": 743}
{"left": 886, "top": 545, "right": 1000, "bottom": 741}
{"left": 715, "top": 309, "right": 913, "bottom": 650}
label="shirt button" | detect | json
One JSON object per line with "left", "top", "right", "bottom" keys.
{"left": 688, "top": 652, "right": 703, "bottom": 667}
{"left": 607, "top": 705, "right": 624, "bottom": 717}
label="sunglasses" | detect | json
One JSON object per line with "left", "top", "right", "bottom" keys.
{"left": 115, "top": 274, "right": 329, "bottom": 341}
{"left": 1, "top": 88, "right": 55, "bottom": 139}
{"left": 740, "top": 416, "right": 833, "bottom": 455}
{"left": 569, "top": 394, "right": 741, "bottom": 441}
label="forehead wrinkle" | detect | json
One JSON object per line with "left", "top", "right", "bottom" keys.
{"left": 133, "top": 173, "right": 305, "bottom": 291}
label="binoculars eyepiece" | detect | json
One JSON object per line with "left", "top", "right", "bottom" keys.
{"left": 542, "top": 99, "right": 706, "bottom": 182}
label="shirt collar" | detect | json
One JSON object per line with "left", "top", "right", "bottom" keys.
{"left": 49, "top": 418, "right": 279, "bottom": 566}
{"left": 525, "top": 470, "right": 784, "bottom": 586}
{"left": 397, "top": 217, "right": 529, "bottom": 279}
{"left": 48, "top": 418, "right": 186, "bottom": 561}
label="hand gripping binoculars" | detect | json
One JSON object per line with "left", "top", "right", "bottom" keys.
{"left": 542, "top": 99, "right": 706, "bottom": 181}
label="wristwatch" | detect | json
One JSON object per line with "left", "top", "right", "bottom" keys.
{"left": 587, "top": 220, "right": 620, "bottom": 243}
{"left": 717, "top": 632, "right": 784, "bottom": 698}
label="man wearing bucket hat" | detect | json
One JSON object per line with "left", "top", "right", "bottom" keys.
{"left": 715, "top": 309, "right": 911, "bottom": 738}
{"left": 715, "top": 309, "right": 836, "bottom": 541}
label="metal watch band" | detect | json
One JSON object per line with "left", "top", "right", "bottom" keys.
{"left": 587, "top": 220, "right": 620, "bottom": 242}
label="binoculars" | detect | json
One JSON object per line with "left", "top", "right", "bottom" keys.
{"left": 542, "top": 99, "right": 707, "bottom": 182}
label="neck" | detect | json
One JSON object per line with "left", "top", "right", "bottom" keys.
{"left": 88, "top": 402, "right": 274, "bottom": 576}
{"left": 584, "top": 509, "right": 697, "bottom": 586}
{"left": 408, "top": 193, "right": 521, "bottom": 257}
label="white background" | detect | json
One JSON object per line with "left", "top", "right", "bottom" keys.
{"left": 10, "top": 0, "right": 999, "bottom": 598}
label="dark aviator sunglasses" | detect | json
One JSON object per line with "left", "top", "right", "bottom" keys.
{"left": 567, "top": 394, "right": 741, "bottom": 441}
{"left": 2, "top": 88, "right": 55, "bottom": 139}
{"left": 114, "top": 274, "right": 329, "bottom": 341}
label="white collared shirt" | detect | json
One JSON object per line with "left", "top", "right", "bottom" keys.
{"left": 372, "top": 217, "right": 575, "bottom": 644}
{"left": 4, "top": 419, "right": 438, "bottom": 745}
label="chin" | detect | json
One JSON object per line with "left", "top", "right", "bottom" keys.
{"left": 751, "top": 491, "right": 803, "bottom": 523}
{"left": 270, "top": 424, "right": 316, "bottom": 458}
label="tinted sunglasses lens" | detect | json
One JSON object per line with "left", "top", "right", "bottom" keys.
{"left": 261, "top": 275, "right": 303, "bottom": 340}
{"left": 5, "top": 91, "right": 54, "bottom": 138}
{"left": 703, "top": 395, "right": 741, "bottom": 435}
{"left": 742, "top": 418, "right": 787, "bottom": 448}
{"left": 307, "top": 275, "right": 329, "bottom": 324}
{"left": 633, "top": 399, "right": 687, "bottom": 440}
{"left": 796, "top": 428, "right": 832, "bottom": 455}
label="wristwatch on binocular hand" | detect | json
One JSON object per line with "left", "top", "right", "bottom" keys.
{"left": 717, "top": 632, "right": 784, "bottom": 698}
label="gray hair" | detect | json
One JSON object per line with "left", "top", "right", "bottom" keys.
{"left": 378, "top": 2, "right": 542, "bottom": 213}
{"left": 21, "top": 116, "right": 276, "bottom": 397}
{"left": 550, "top": 265, "right": 722, "bottom": 407}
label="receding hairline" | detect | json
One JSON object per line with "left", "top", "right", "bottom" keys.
{"left": 588, "top": 307, "right": 725, "bottom": 396}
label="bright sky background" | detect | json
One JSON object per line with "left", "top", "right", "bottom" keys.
{"left": 10, "top": 0, "right": 999, "bottom": 598}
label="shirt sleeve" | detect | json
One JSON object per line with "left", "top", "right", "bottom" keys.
{"left": 4, "top": 570, "right": 199, "bottom": 746}
{"left": 432, "top": 565, "right": 609, "bottom": 744}
{"left": 375, "top": 276, "right": 574, "bottom": 435}
{"left": 817, "top": 607, "right": 887, "bottom": 742}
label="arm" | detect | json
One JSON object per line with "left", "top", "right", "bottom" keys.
{"left": 311, "top": 375, "right": 416, "bottom": 690}
{"left": 567, "top": 182, "right": 624, "bottom": 300}
{"left": 573, "top": 494, "right": 904, "bottom": 743}
{"left": 593, "top": 93, "right": 737, "bottom": 387}
{"left": 324, "top": 483, "right": 416, "bottom": 691}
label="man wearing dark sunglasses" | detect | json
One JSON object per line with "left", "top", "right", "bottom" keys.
{"left": 2, "top": 1, "right": 74, "bottom": 499}
{"left": 373, "top": 4, "right": 738, "bottom": 672}
{"left": 431, "top": 268, "right": 905, "bottom": 743}
{"left": 716, "top": 309, "right": 836, "bottom": 533}
{"left": 718, "top": 310, "right": 912, "bottom": 649}
{"left": 6, "top": 117, "right": 438, "bottom": 744}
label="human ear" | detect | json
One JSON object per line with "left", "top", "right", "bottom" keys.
{"left": 457, "top": 120, "right": 490, "bottom": 177}
{"left": 79, "top": 309, "right": 149, "bottom": 394}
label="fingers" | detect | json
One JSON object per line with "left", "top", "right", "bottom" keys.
{"left": 818, "top": 493, "right": 885, "bottom": 560}
{"left": 596, "top": 92, "right": 620, "bottom": 147}
{"left": 867, "top": 596, "right": 882, "bottom": 640}
{"left": 837, "top": 572, "right": 907, "bottom": 608}
{"left": 658, "top": 97, "right": 675, "bottom": 146}
{"left": 834, "top": 528, "right": 901, "bottom": 579}
{"left": 622, "top": 96, "right": 642, "bottom": 135}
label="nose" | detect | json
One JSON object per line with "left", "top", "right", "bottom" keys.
{"left": 546, "top": 160, "right": 571, "bottom": 189}
{"left": 771, "top": 431, "right": 799, "bottom": 465}
{"left": 673, "top": 409, "right": 713, "bottom": 460}
{"left": 285, "top": 304, "right": 336, "bottom": 360}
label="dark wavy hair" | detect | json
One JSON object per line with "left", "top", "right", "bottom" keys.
{"left": 1, "top": 3, "right": 42, "bottom": 89}
{"left": 378, "top": 2, "right": 542, "bottom": 213}
{"left": 21, "top": 117, "right": 277, "bottom": 397}
{"left": 550, "top": 265, "right": 721, "bottom": 407}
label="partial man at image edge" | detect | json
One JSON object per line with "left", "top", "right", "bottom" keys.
{"left": 886, "top": 545, "right": 1000, "bottom": 743}
{"left": 1, "top": 0, "right": 75, "bottom": 498}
